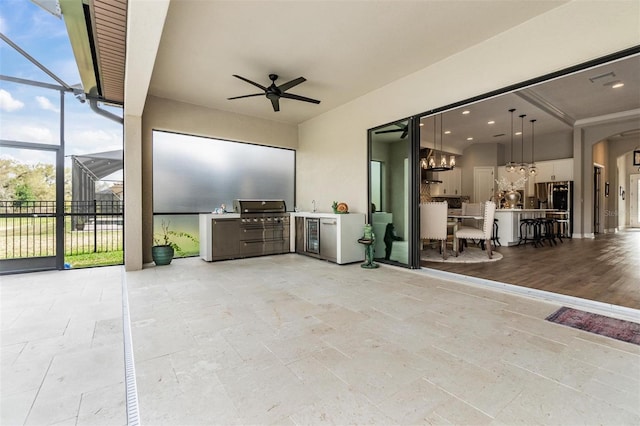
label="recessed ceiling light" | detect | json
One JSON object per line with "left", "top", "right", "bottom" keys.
{"left": 612, "top": 82, "right": 624, "bottom": 89}
{"left": 515, "top": 131, "right": 522, "bottom": 136}
{"left": 466, "top": 137, "right": 473, "bottom": 141}
{"left": 419, "top": 123, "right": 424, "bottom": 126}
{"left": 462, "top": 110, "right": 470, "bottom": 115}
{"left": 444, "top": 130, "right": 451, "bottom": 134}
{"left": 487, "top": 120, "right": 495, "bottom": 125}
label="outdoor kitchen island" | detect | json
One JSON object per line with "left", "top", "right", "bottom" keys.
{"left": 199, "top": 200, "right": 290, "bottom": 261}
{"left": 290, "top": 212, "right": 366, "bottom": 264}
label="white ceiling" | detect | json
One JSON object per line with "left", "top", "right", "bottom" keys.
{"left": 148, "top": 0, "right": 569, "bottom": 125}
{"left": 397, "top": 54, "right": 639, "bottom": 153}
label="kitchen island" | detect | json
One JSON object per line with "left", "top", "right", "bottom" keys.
{"left": 494, "top": 209, "right": 562, "bottom": 246}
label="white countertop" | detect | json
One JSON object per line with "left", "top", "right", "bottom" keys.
{"left": 290, "top": 212, "right": 356, "bottom": 218}
{"left": 496, "top": 209, "right": 560, "bottom": 212}
{"left": 199, "top": 213, "right": 241, "bottom": 219}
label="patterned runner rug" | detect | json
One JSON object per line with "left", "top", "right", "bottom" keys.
{"left": 546, "top": 307, "right": 640, "bottom": 345}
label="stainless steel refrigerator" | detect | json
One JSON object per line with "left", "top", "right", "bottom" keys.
{"left": 535, "top": 181, "right": 573, "bottom": 238}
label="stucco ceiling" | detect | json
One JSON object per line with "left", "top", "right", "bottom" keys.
{"left": 148, "top": 0, "right": 569, "bottom": 125}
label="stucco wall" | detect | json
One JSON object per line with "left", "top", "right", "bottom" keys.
{"left": 296, "top": 1, "right": 640, "bottom": 223}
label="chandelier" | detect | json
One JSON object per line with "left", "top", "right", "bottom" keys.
{"left": 421, "top": 114, "right": 455, "bottom": 172}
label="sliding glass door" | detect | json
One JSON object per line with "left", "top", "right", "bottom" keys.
{"left": 368, "top": 118, "right": 420, "bottom": 268}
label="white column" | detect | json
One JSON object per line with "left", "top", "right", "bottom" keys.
{"left": 124, "top": 114, "right": 143, "bottom": 271}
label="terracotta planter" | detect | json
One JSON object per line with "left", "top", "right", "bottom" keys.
{"left": 152, "top": 245, "right": 174, "bottom": 265}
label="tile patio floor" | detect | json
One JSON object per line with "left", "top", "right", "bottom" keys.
{"left": 2, "top": 254, "right": 639, "bottom": 425}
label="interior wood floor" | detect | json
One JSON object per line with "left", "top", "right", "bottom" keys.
{"left": 421, "top": 229, "right": 640, "bottom": 310}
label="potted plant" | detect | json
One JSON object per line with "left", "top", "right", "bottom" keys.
{"left": 152, "top": 220, "right": 197, "bottom": 265}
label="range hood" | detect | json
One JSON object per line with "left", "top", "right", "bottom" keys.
{"left": 422, "top": 170, "right": 442, "bottom": 184}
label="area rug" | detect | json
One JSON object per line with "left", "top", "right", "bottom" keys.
{"left": 420, "top": 246, "right": 503, "bottom": 263}
{"left": 546, "top": 307, "right": 640, "bottom": 345}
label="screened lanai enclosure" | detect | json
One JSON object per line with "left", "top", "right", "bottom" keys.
{"left": 0, "top": 31, "right": 124, "bottom": 274}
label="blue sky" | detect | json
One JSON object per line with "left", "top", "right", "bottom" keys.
{"left": 0, "top": 0, "right": 123, "bottom": 173}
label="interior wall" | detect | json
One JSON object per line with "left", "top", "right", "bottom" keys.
{"left": 501, "top": 132, "right": 572, "bottom": 166}
{"left": 593, "top": 140, "right": 608, "bottom": 232}
{"left": 371, "top": 139, "right": 391, "bottom": 212}
{"left": 460, "top": 143, "right": 499, "bottom": 197}
{"left": 607, "top": 134, "right": 640, "bottom": 229}
{"left": 140, "top": 95, "right": 298, "bottom": 263}
{"left": 389, "top": 142, "right": 408, "bottom": 239}
{"left": 575, "top": 114, "right": 640, "bottom": 237}
{"left": 296, "top": 1, "right": 640, "bottom": 220}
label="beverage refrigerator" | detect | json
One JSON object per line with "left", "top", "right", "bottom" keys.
{"left": 535, "top": 181, "right": 573, "bottom": 238}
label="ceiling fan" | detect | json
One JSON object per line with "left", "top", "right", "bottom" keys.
{"left": 227, "top": 74, "right": 321, "bottom": 112}
{"left": 375, "top": 122, "right": 408, "bottom": 139}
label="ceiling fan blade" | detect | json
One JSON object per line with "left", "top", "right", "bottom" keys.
{"left": 277, "top": 77, "right": 306, "bottom": 93}
{"left": 227, "top": 93, "right": 263, "bottom": 100}
{"left": 280, "top": 92, "right": 320, "bottom": 104}
{"left": 270, "top": 97, "right": 280, "bottom": 112}
{"left": 232, "top": 74, "right": 267, "bottom": 91}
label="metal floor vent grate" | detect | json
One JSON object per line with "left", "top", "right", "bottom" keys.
{"left": 121, "top": 268, "right": 140, "bottom": 425}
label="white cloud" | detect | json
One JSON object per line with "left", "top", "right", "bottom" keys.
{"left": 2, "top": 124, "right": 55, "bottom": 143}
{"left": 65, "top": 129, "right": 122, "bottom": 154}
{"left": 0, "top": 15, "right": 7, "bottom": 33}
{"left": 36, "top": 95, "right": 60, "bottom": 112}
{"left": 0, "top": 89, "right": 25, "bottom": 112}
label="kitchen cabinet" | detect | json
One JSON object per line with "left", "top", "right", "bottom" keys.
{"left": 199, "top": 213, "right": 241, "bottom": 261}
{"left": 534, "top": 158, "right": 573, "bottom": 182}
{"left": 319, "top": 218, "right": 338, "bottom": 262}
{"left": 430, "top": 168, "right": 461, "bottom": 196}
{"left": 290, "top": 212, "right": 365, "bottom": 264}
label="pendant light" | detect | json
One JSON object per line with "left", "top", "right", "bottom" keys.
{"left": 528, "top": 119, "right": 538, "bottom": 176}
{"left": 518, "top": 114, "right": 528, "bottom": 175}
{"left": 505, "top": 109, "right": 517, "bottom": 172}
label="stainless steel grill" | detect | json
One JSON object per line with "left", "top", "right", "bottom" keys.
{"left": 234, "top": 199, "right": 290, "bottom": 257}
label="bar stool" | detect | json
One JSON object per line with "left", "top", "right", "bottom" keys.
{"left": 537, "top": 218, "right": 557, "bottom": 246}
{"left": 518, "top": 218, "right": 541, "bottom": 247}
{"left": 492, "top": 218, "right": 501, "bottom": 247}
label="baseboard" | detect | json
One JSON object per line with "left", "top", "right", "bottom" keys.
{"left": 573, "top": 233, "right": 595, "bottom": 239}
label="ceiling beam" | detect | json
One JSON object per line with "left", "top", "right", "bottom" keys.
{"left": 124, "top": 0, "right": 170, "bottom": 116}
{"left": 515, "top": 88, "right": 575, "bottom": 127}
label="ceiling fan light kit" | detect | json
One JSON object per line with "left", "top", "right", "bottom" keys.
{"left": 227, "top": 73, "right": 320, "bottom": 112}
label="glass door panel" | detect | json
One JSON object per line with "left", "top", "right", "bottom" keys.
{"left": 0, "top": 147, "right": 58, "bottom": 273}
{"left": 370, "top": 120, "right": 411, "bottom": 266}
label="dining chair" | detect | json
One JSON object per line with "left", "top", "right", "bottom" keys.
{"left": 454, "top": 201, "right": 497, "bottom": 259}
{"left": 461, "top": 202, "right": 482, "bottom": 226}
{"left": 420, "top": 201, "right": 449, "bottom": 259}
